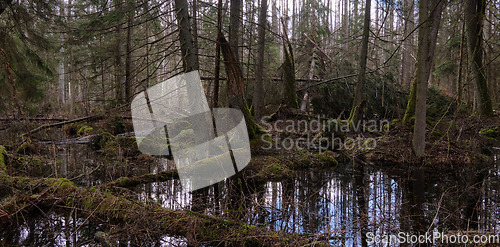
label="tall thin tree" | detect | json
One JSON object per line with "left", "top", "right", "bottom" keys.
{"left": 349, "top": 0, "right": 370, "bottom": 126}
{"left": 253, "top": 0, "right": 267, "bottom": 118}
{"left": 412, "top": 0, "right": 444, "bottom": 157}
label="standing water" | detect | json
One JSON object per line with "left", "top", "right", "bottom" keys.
{"left": 1, "top": 143, "right": 499, "bottom": 246}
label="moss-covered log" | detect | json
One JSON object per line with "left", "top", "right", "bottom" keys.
{"left": 0, "top": 176, "right": 321, "bottom": 246}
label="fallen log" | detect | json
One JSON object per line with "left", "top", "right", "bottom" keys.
{"left": 0, "top": 117, "right": 69, "bottom": 122}
{"left": 0, "top": 147, "right": 327, "bottom": 246}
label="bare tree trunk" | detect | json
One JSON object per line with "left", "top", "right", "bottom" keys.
{"left": 412, "top": 0, "right": 431, "bottom": 158}
{"left": 342, "top": 0, "right": 349, "bottom": 51}
{"left": 401, "top": 0, "right": 415, "bottom": 90}
{"left": 124, "top": 4, "right": 133, "bottom": 103}
{"left": 485, "top": 1, "right": 496, "bottom": 106}
{"left": 229, "top": 0, "right": 241, "bottom": 62}
{"left": 464, "top": 0, "right": 493, "bottom": 116}
{"left": 281, "top": 20, "right": 298, "bottom": 109}
{"left": 174, "top": 0, "right": 199, "bottom": 72}
{"left": 58, "top": 2, "right": 66, "bottom": 105}
{"left": 412, "top": 0, "right": 444, "bottom": 158}
{"left": 68, "top": 0, "right": 77, "bottom": 117}
{"left": 219, "top": 33, "right": 266, "bottom": 138}
{"left": 212, "top": 0, "right": 222, "bottom": 107}
{"left": 457, "top": 20, "right": 465, "bottom": 105}
{"left": 349, "top": 0, "right": 370, "bottom": 125}
{"left": 300, "top": 56, "right": 315, "bottom": 113}
{"left": 253, "top": 0, "right": 267, "bottom": 118}
{"left": 271, "top": 0, "right": 278, "bottom": 33}
{"left": 403, "top": 0, "right": 443, "bottom": 124}
{"left": 114, "top": 0, "right": 125, "bottom": 104}
{"left": 192, "top": 0, "right": 199, "bottom": 68}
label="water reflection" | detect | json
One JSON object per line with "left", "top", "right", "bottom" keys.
{"left": 3, "top": 142, "right": 499, "bottom": 246}
{"left": 34, "top": 143, "right": 168, "bottom": 187}
{"left": 136, "top": 153, "right": 499, "bottom": 246}
{"left": 0, "top": 212, "right": 189, "bottom": 246}
{"left": 0, "top": 212, "right": 103, "bottom": 246}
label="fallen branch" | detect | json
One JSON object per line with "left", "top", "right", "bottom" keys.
{"left": 0, "top": 117, "right": 69, "bottom": 122}
{"left": 23, "top": 115, "right": 103, "bottom": 137}
{"left": 103, "top": 169, "right": 179, "bottom": 188}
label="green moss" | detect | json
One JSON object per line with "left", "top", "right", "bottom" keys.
{"left": 114, "top": 177, "right": 130, "bottom": 186}
{"left": 109, "top": 116, "right": 126, "bottom": 135}
{"left": 432, "top": 130, "right": 443, "bottom": 138}
{"left": 256, "top": 157, "right": 293, "bottom": 180}
{"left": 314, "top": 151, "right": 338, "bottom": 167}
{"left": 16, "top": 142, "right": 37, "bottom": 155}
{"left": 50, "top": 178, "right": 77, "bottom": 190}
{"left": 77, "top": 125, "right": 93, "bottom": 137}
{"left": 290, "top": 150, "right": 313, "bottom": 168}
{"left": 13, "top": 156, "right": 45, "bottom": 169}
{"left": 82, "top": 197, "right": 93, "bottom": 209}
{"left": 116, "top": 136, "right": 140, "bottom": 157}
{"left": 0, "top": 145, "right": 6, "bottom": 175}
{"left": 298, "top": 155, "right": 312, "bottom": 166}
{"left": 64, "top": 123, "right": 79, "bottom": 136}
{"left": 479, "top": 127, "right": 499, "bottom": 140}
{"left": 91, "top": 132, "right": 116, "bottom": 151}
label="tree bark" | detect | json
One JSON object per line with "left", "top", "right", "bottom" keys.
{"left": 114, "top": 0, "right": 125, "bottom": 104}
{"left": 412, "top": 0, "right": 444, "bottom": 158}
{"left": 229, "top": 0, "right": 241, "bottom": 62}
{"left": 401, "top": 0, "right": 415, "bottom": 90}
{"left": 349, "top": 0, "right": 370, "bottom": 126}
{"left": 281, "top": 20, "right": 298, "bottom": 109}
{"left": 253, "top": 0, "right": 267, "bottom": 118}
{"left": 412, "top": 0, "right": 431, "bottom": 158}
{"left": 212, "top": 0, "right": 223, "bottom": 108}
{"left": 124, "top": 3, "right": 133, "bottom": 103}
{"left": 457, "top": 20, "right": 465, "bottom": 105}
{"left": 403, "top": 0, "right": 444, "bottom": 125}
{"left": 464, "top": 0, "right": 493, "bottom": 116}
{"left": 192, "top": 0, "right": 199, "bottom": 68}
{"left": 219, "top": 33, "right": 266, "bottom": 138}
{"left": 342, "top": 0, "right": 349, "bottom": 51}
{"left": 174, "top": 0, "right": 199, "bottom": 72}
{"left": 58, "top": 2, "right": 66, "bottom": 105}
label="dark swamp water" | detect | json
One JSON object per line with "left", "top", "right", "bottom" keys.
{"left": 1, "top": 142, "right": 499, "bottom": 246}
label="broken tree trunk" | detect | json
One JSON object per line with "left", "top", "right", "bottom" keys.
{"left": 281, "top": 18, "right": 298, "bottom": 109}
{"left": 218, "top": 32, "right": 266, "bottom": 138}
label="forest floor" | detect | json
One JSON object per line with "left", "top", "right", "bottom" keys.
{"left": 255, "top": 109, "right": 499, "bottom": 171}
{"left": 363, "top": 114, "right": 499, "bottom": 170}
